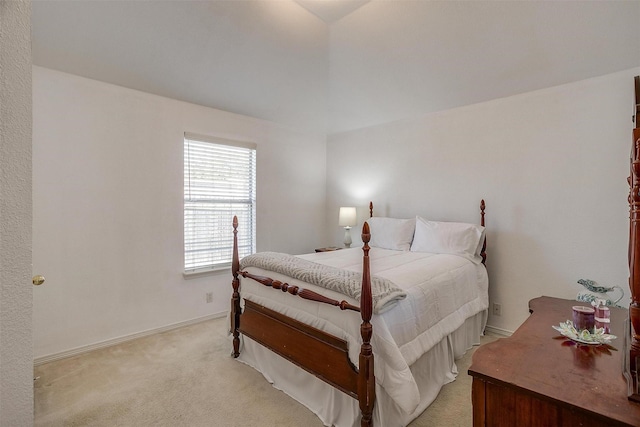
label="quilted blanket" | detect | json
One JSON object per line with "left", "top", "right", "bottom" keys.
{"left": 240, "top": 251, "right": 406, "bottom": 313}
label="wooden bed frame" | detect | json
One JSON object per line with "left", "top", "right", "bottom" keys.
{"left": 625, "top": 75, "right": 640, "bottom": 402}
{"left": 230, "top": 201, "right": 487, "bottom": 426}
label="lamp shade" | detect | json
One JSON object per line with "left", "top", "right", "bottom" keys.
{"left": 338, "top": 207, "right": 357, "bottom": 227}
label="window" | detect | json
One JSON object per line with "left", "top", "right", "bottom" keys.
{"left": 184, "top": 133, "right": 256, "bottom": 272}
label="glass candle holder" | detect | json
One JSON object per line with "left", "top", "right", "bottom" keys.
{"left": 595, "top": 305, "right": 611, "bottom": 333}
{"left": 572, "top": 306, "right": 595, "bottom": 332}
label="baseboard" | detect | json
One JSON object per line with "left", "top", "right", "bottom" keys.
{"left": 34, "top": 311, "right": 227, "bottom": 366}
{"left": 485, "top": 324, "right": 513, "bottom": 337}
{"left": 35, "top": 314, "right": 511, "bottom": 365}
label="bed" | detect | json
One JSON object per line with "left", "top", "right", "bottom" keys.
{"left": 230, "top": 201, "right": 488, "bottom": 426}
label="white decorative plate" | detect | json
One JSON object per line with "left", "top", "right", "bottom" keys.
{"left": 552, "top": 320, "right": 616, "bottom": 345}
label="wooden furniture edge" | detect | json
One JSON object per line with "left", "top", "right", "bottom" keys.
{"left": 480, "top": 199, "right": 487, "bottom": 265}
{"left": 627, "top": 74, "right": 640, "bottom": 402}
{"left": 471, "top": 378, "right": 486, "bottom": 427}
{"left": 471, "top": 374, "right": 633, "bottom": 427}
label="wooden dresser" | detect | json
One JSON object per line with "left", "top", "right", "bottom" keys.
{"left": 469, "top": 296, "right": 640, "bottom": 426}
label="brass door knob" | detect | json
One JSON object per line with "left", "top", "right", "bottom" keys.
{"left": 32, "top": 275, "right": 45, "bottom": 286}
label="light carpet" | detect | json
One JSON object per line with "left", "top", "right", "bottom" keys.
{"left": 34, "top": 316, "right": 499, "bottom": 426}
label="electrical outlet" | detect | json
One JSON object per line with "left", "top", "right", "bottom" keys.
{"left": 492, "top": 302, "right": 502, "bottom": 316}
{"left": 206, "top": 292, "right": 213, "bottom": 303}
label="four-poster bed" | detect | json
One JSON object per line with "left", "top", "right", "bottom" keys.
{"left": 230, "top": 201, "right": 488, "bottom": 426}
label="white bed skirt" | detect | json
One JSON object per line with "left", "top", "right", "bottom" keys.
{"left": 235, "top": 309, "right": 488, "bottom": 427}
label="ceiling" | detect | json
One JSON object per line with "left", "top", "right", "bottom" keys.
{"left": 32, "top": 1, "right": 640, "bottom": 135}
{"left": 295, "top": 0, "right": 370, "bottom": 23}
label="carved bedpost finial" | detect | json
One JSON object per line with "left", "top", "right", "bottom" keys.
{"left": 361, "top": 221, "right": 371, "bottom": 319}
{"left": 232, "top": 216, "right": 239, "bottom": 279}
{"left": 369, "top": 201, "right": 373, "bottom": 218}
{"left": 480, "top": 200, "right": 487, "bottom": 265}
{"left": 359, "top": 220, "right": 375, "bottom": 426}
{"left": 362, "top": 221, "right": 371, "bottom": 245}
{"left": 231, "top": 215, "right": 241, "bottom": 358}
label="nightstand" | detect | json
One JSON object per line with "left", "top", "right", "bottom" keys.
{"left": 315, "top": 247, "right": 342, "bottom": 253}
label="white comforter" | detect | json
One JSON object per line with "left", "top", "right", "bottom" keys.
{"left": 239, "top": 247, "right": 488, "bottom": 415}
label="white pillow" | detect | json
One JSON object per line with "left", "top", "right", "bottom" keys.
{"left": 410, "top": 216, "right": 485, "bottom": 263}
{"left": 367, "top": 217, "right": 415, "bottom": 251}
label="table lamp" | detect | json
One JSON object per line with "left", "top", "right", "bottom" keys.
{"left": 338, "top": 207, "right": 357, "bottom": 248}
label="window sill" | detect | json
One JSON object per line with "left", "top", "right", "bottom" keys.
{"left": 183, "top": 266, "right": 231, "bottom": 279}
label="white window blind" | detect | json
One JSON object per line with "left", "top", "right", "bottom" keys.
{"left": 184, "top": 134, "right": 256, "bottom": 272}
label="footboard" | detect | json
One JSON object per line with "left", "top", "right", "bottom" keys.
{"left": 230, "top": 218, "right": 376, "bottom": 426}
{"left": 239, "top": 299, "right": 359, "bottom": 398}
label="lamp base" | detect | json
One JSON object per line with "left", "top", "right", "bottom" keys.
{"left": 343, "top": 226, "right": 352, "bottom": 248}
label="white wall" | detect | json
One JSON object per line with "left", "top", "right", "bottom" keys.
{"left": 0, "top": 1, "right": 33, "bottom": 425}
{"left": 32, "top": 64, "right": 640, "bottom": 354}
{"left": 327, "top": 68, "right": 640, "bottom": 333}
{"left": 32, "top": 67, "right": 327, "bottom": 358}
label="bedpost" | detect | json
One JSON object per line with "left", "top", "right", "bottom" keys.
{"left": 369, "top": 201, "right": 373, "bottom": 218}
{"left": 231, "top": 215, "right": 241, "bottom": 358}
{"left": 358, "top": 222, "right": 375, "bottom": 427}
{"left": 480, "top": 200, "right": 487, "bottom": 265}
